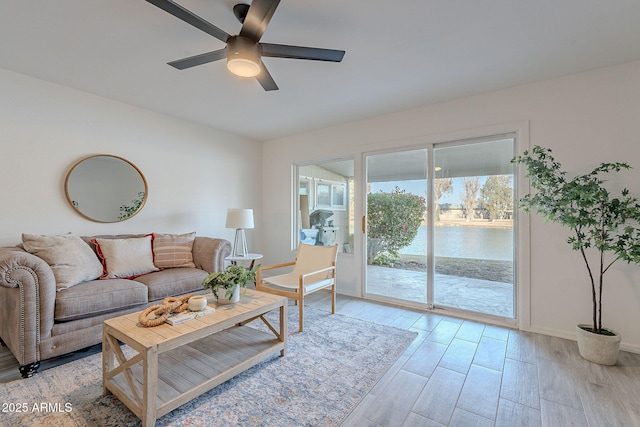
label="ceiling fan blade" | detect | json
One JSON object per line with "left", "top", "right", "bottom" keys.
{"left": 256, "top": 62, "right": 279, "bottom": 91}
{"left": 146, "top": 0, "right": 230, "bottom": 43}
{"left": 261, "top": 43, "right": 345, "bottom": 62}
{"left": 239, "top": 0, "right": 280, "bottom": 42}
{"left": 168, "top": 49, "right": 227, "bottom": 70}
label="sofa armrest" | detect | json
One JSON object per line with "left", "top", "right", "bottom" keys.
{"left": 0, "top": 248, "right": 57, "bottom": 366}
{"left": 192, "top": 237, "right": 232, "bottom": 273}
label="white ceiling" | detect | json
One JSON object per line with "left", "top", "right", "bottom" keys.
{"left": 2, "top": 1, "right": 640, "bottom": 141}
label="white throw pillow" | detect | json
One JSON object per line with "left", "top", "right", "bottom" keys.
{"left": 22, "top": 233, "right": 103, "bottom": 290}
{"left": 93, "top": 235, "right": 159, "bottom": 279}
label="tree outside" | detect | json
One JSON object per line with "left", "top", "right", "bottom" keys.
{"left": 479, "top": 175, "right": 513, "bottom": 220}
{"left": 462, "top": 177, "right": 481, "bottom": 221}
{"left": 367, "top": 186, "right": 426, "bottom": 264}
{"left": 433, "top": 177, "right": 453, "bottom": 221}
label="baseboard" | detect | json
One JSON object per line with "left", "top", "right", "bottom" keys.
{"left": 620, "top": 342, "right": 640, "bottom": 354}
{"left": 336, "top": 289, "right": 360, "bottom": 298}
{"left": 528, "top": 325, "right": 640, "bottom": 355}
{"left": 527, "top": 325, "right": 576, "bottom": 341}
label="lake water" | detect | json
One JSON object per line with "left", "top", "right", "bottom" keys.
{"left": 400, "top": 226, "right": 513, "bottom": 261}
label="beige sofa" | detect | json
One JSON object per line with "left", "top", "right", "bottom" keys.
{"left": 0, "top": 233, "right": 231, "bottom": 378}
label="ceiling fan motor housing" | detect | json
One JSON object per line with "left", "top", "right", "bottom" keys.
{"left": 226, "top": 36, "right": 261, "bottom": 77}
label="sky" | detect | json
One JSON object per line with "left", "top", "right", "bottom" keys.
{"left": 370, "top": 178, "right": 488, "bottom": 205}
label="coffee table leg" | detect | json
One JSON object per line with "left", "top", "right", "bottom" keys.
{"left": 142, "top": 347, "right": 158, "bottom": 427}
{"left": 102, "top": 328, "right": 114, "bottom": 396}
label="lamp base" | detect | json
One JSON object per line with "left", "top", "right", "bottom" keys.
{"left": 232, "top": 228, "right": 248, "bottom": 257}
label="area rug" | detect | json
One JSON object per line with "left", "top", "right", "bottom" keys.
{"left": 0, "top": 307, "right": 416, "bottom": 426}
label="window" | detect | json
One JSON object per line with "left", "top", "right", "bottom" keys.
{"left": 299, "top": 177, "right": 310, "bottom": 196}
{"left": 316, "top": 181, "right": 346, "bottom": 210}
{"left": 316, "top": 182, "right": 332, "bottom": 207}
{"left": 332, "top": 184, "right": 346, "bottom": 208}
{"left": 296, "top": 159, "right": 354, "bottom": 253}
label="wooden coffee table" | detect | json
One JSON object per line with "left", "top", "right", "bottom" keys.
{"left": 102, "top": 289, "right": 288, "bottom": 427}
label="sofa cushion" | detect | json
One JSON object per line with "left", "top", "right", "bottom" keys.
{"left": 134, "top": 268, "right": 208, "bottom": 301}
{"left": 82, "top": 234, "right": 143, "bottom": 253}
{"left": 93, "top": 235, "right": 159, "bottom": 279}
{"left": 54, "top": 278, "right": 148, "bottom": 322}
{"left": 152, "top": 232, "right": 196, "bottom": 269}
{"left": 22, "top": 233, "right": 103, "bottom": 290}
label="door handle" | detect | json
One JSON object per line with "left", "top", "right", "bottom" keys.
{"left": 362, "top": 216, "right": 366, "bottom": 233}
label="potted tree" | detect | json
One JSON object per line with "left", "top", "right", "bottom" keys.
{"left": 513, "top": 146, "right": 640, "bottom": 365}
{"left": 202, "top": 264, "right": 260, "bottom": 304}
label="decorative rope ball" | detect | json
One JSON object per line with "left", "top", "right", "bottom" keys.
{"left": 138, "top": 294, "right": 193, "bottom": 327}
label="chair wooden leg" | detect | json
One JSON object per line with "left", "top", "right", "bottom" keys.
{"left": 331, "top": 285, "right": 336, "bottom": 314}
{"left": 299, "top": 296, "right": 304, "bottom": 332}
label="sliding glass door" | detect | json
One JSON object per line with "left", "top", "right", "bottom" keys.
{"left": 433, "top": 139, "right": 515, "bottom": 317}
{"left": 364, "top": 137, "right": 516, "bottom": 319}
{"left": 365, "top": 149, "right": 428, "bottom": 304}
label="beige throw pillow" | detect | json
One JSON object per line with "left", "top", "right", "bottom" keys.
{"left": 22, "top": 233, "right": 103, "bottom": 290}
{"left": 94, "top": 235, "right": 159, "bottom": 279}
{"left": 152, "top": 232, "right": 196, "bottom": 269}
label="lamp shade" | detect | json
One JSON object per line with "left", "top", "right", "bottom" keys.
{"left": 226, "top": 209, "right": 254, "bottom": 229}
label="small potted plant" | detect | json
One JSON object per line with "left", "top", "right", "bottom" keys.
{"left": 513, "top": 146, "right": 640, "bottom": 365}
{"left": 202, "top": 264, "right": 260, "bottom": 304}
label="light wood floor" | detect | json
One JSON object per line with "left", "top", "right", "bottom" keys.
{"left": 2, "top": 294, "right": 640, "bottom": 426}
{"left": 305, "top": 293, "right": 640, "bottom": 427}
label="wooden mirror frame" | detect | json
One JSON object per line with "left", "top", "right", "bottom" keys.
{"left": 65, "top": 154, "right": 148, "bottom": 223}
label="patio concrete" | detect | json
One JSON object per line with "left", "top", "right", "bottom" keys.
{"left": 366, "top": 265, "right": 514, "bottom": 318}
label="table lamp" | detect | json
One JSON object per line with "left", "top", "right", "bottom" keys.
{"left": 226, "top": 208, "right": 254, "bottom": 257}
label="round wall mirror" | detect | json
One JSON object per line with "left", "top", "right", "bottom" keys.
{"left": 65, "top": 155, "right": 148, "bottom": 223}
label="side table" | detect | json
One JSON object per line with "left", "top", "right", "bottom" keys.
{"left": 225, "top": 253, "right": 263, "bottom": 270}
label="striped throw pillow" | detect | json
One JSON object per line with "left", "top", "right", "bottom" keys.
{"left": 152, "top": 232, "right": 196, "bottom": 269}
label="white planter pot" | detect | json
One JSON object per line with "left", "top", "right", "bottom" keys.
{"left": 576, "top": 324, "right": 621, "bottom": 366}
{"left": 216, "top": 286, "right": 240, "bottom": 305}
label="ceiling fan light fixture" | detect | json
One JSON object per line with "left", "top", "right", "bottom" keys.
{"left": 226, "top": 36, "right": 261, "bottom": 78}
{"left": 227, "top": 54, "right": 261, "bottom": 77}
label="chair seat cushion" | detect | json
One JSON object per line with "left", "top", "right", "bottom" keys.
{"left": 134, "top": 268, "right": 208, "bottom": 301}
{"left": 263, "top": 273, "right": 334, "bottom": 294}
{"left": 55, "top": 279, "right": 148, "bottom": 322}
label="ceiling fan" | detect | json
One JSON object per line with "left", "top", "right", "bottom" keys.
{"left": 146, "top": 0, "right": 346, "bottom": 91}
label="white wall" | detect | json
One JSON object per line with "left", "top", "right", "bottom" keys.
{"left": 262, "top": 60, "right": 640, "bottom": 352}
{"left": 0, "top": 68, "right": 263, "bottom": 250}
